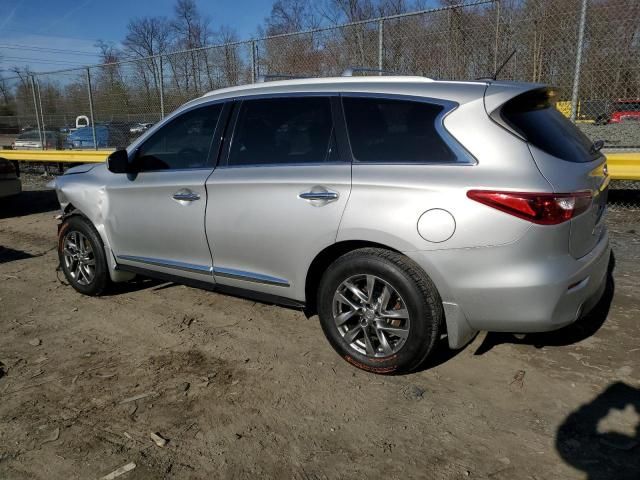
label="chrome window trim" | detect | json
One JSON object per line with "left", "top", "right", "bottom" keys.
{"left": 117, "top": 255, "right": 212, "bottom": 275}
{"left": 213, "top": 266, "right": 290, "bottom": 287}
{"left": 214, "top": 161, "right": 347, "bottom": 170}
{"left": 132, "top": 167, "right": 215, "bottom": 174}
{"left": 340, "top": 92, "right": 477, "bottom": 166}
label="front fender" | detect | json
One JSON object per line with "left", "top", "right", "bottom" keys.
{"left": 54, "top": 166, "right": 133, "bottom": 283}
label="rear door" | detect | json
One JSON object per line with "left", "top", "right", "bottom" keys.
{"left": 496, "top": 87, "right": 609, "bottom": 258}
{"left": 205, "top": 95, "right": 351, "bottom": 300}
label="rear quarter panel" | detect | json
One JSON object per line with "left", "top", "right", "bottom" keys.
{"left": 337, "top": 89, "right": 553, "bottom": 302}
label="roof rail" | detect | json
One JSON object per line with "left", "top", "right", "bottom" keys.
{"left": 342, "top": 67, "right": 404, "bottom": 77}
{"left": 256, "top": 74, "right": 310, "bottom": 83}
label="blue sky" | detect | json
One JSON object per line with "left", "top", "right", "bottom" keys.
{"left": 0, "top": 0, "right": 274, "bottom": 74}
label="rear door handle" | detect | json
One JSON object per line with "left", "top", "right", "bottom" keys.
{"left": 172, "top": 191, "right": 200, "bottom": 202}
{"left": 299, "top": 191, "right": 339, "bottom": 201}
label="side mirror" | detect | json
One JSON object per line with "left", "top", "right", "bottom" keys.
{"left": 107, "top": 149, "right": 131, "bottom": 174}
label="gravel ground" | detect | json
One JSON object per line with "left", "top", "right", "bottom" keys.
{"left": 0, "top": 174, "right": 639, "bottom": 480}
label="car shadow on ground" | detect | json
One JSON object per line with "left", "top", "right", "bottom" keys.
{"left": 0, "top": 246, "right": 35, "bottom": 264}
{"left": 99, "top": 277, "right": 169, "bottom": 296}
{"left": 473, "top": 253, "right": 616, "bottom": 355}
{"left": 415, "top": 337, "right": 466, "bottom": 371}
{"left": 0, "top": 190, "right": 58, "bottom": 219}
{"left": 556, "top": 382, "right": 640, "bottom": 480}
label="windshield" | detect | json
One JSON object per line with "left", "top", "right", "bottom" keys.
{"left": 70, "top": 126, "right": 106, "bottom": 139}
{"left": 500, "top": 88, "right": 601, "bottom": 163}
{"left": 613, "top": 102, "right": 640, "bottom": 112}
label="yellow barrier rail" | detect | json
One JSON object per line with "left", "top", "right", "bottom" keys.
{"left": 1, "top": 149, "right": 639, "bottom": 181}
{"left": 0, "top": 149, "right": 113, "bottom": 163}
{"left": 605, "top": 152, "right": 640, "bottom": 181}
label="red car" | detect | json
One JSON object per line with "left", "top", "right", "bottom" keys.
{"left": 608, "top": 99, "right": 640, "bottom": 123}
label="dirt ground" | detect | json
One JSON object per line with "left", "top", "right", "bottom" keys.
{"left": 1, "top": 175, "right": 639, "bottom": 480}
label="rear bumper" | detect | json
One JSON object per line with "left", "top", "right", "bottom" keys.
{"left": 407, "top": 226, "right": 611, "bottom": 345}
{"left": 0, "top": 178, "right": 22, "bottom": 198}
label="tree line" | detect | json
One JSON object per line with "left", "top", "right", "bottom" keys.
{"left": 0, "top": 0, "right": 638, "bottom": 130}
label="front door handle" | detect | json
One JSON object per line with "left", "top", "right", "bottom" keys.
{"left": 299, "top": 191, "right": 339, "bottom": 201}
{"left": 173, "top": 190, "right": 200, "bottom": 202}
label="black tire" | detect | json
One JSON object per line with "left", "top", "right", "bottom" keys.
{"left": 317, "top": 248, "right": 443, "bottom": 374}
{"left": 57, "top": 215, "right": 110, "bottom": 296}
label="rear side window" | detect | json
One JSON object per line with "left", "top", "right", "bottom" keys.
{"left": 228, "top": 97, "right": 338, "bottom": 166}
{"left": 500, "top": 89, "right": 599, "bottom": 163}
{"left": 342, "top": 97, "right": 456, "bottom": 163}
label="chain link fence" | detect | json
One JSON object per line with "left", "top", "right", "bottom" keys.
{"left": 0, "top": 0, "right": 637, "bottom": 208}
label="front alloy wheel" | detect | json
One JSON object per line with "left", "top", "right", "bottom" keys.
{"left": 58, "top": 215, "right": 110, "bottom": 296}
{"left": 62, "top": 230, "right": 96, "bottom": 286}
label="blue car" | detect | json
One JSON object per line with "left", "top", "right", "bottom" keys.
{"left": 64, "top": 125, "right": 129, "bottom": 149}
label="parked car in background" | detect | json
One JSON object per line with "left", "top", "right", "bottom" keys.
{"left": 130, "top": 122, "right": 153, "bottom": 134}
{"left": 12, "top": 130, "right": 62, "bottom": 150}
{"left": 52, "top": 76, "right": 610, "bottom": 374}
{"left": 0, "top": 158, "right": 21, "bottom": 198}
{"left": 64, "top": 125, "right": 129, "bottom": 149}
{"left": 608, "top": 99, "right": 640, "bottom": 123}
{"left": 595, "top": 99, "right": 640, "bottom": 125}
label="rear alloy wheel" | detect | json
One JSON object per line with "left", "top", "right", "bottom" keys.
{"left": 318, "top": 248, "right": 443, "bottom": 374}
{"left": 332, "top": 274, "right": 410, "bottom": 358}
{"left": 58, "top": 216, "right": 110, "bottom": 296}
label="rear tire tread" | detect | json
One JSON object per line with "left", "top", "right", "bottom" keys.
{"left": 318, "top": 247, "right": 443, "bottom": 374}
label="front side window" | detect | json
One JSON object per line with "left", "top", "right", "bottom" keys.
{"left": 135, "top": 104, "right": 222, "bottom": 171}
{"left": 343, "top": 97, "right": 456, "bottom": 164}
{"left": 227, "top": 97, "right": 337, "bottom": 166}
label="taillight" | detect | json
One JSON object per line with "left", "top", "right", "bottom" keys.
{"left": 467, "top": 190, "right": 592, "bottom": 225}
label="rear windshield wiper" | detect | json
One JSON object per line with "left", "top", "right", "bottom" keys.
{"left": 590, "top": 139, "right": 604, "bottom": 154}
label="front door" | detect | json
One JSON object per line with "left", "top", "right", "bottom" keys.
{"left": 105, "top": 102, "right": 227, "bottom": 282}
{"left": 205, "top": 95, "right": 352, "bottom": 301}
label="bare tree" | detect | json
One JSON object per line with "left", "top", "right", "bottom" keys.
{"left": 211, "top": 25, "right": 242, "bottom": 87}
{"left": 124, "top": 17, "right": 172, "bottom": 58}
{"left": 123, "top": 17, "right": 172, "bottom": 107}
{"left": 94, "top": 41, "right": 130, "bottom": 117}
{"left": 265, "top": 0, "right": 319, "bottom": 34}
{"left": 169, "top": 0, "right": 213, "bottom": 94}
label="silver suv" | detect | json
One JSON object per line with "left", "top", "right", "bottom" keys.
{"left": 52, "top": 76, "right": 611, "bottom": 374}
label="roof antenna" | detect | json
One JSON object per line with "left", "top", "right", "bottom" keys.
{"left": 492, "top": 49, "right": 516, "bottom": 80}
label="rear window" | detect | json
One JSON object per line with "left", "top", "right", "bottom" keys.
{"left": 342, "top": 97, "right": 456, "bottom": 164}
{"left": 500, "top": 89, "right": 600, "bottom": 163}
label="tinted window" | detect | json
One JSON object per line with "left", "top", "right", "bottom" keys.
{"left": 228, "top": 97, "right": 337, "bottom": 166}
{"left": 136, "top": 104, "right": 222, "bottom": 171}
{"left": 343, "top": 97, "right": 456, "bottom": 163}
{"left": 501, "top": 89, "right": 599, "bottom": 163}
